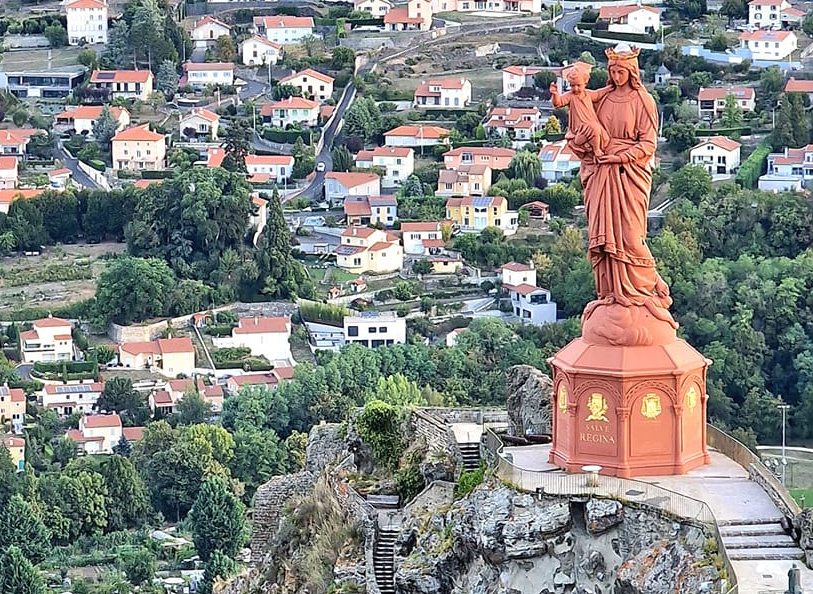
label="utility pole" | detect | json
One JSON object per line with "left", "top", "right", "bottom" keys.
{"left": 778, "top": 402, "right": 790, "bottom": 486}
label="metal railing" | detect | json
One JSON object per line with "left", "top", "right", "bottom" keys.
{"left": 483, "top": 427, "right": 739, "bottom": 593}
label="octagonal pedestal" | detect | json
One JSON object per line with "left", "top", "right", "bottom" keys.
{"left": 548, "top": 337, "right": 711, "bottom": 478}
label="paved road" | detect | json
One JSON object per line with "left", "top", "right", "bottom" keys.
{"left": 15, "top": 364, "right": 32, "bottom": 380}
{"left": 54, "top": 140, "right": 100, "bottom": 189}
{"left": 554, "top": 10, "right": 582, "bottom": 35}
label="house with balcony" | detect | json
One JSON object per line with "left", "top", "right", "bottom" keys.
{"left": 278, "top": 68, "right": 334, "bottom": 102}
{"left": 190, "top": 15, "right": 231, "bottom": 49}
{"left": 355, "top": 146, "right": 414, "bottom": 186}
{"left": 484, "top": 106, "right": 542, "bottom": 141}
{"left": 232, "top": 316, "right": 293, "bottom": 364}
{"left": 112, "top": 124, "right": 166, "bottom": 172}
{"left": 501, "top": 261, "right": 557, "bottom": 325}
{"left": 436, "top": 165, "right": 491, "bottom": 197}
{"left": 1, "top": 435, "right": 25, "bottom": 471}
{"left": 400, "top": 221, "right": 446, "bottom": 256}
{"left": 748, "top": 0, "right": 803, "bottom": 28}
{"left": 443, "top": 147, "right": 515, "bottom": 171}
{"left": 344, "top": 311, "right": 406, "bottom": 348}
{"left": 179, "top": 108, "right": 219, "bottom": 142}
{"left": 260, "top": 97, "right": 320, "bottom": 127}
{"left": 739, "top": 30, "right": 797, "bottom": 61}
{"left": 355, "top": 0, "right": 393, "bottom": 16}
{"left": 118, "top": 337, "right": 195, "bottom": 377}
{"left": 414, "top": 77, "right": 472, "bottom": 109}
{"left": 0, "top": 157, "right": 17, "bottom": 190}
{"left": 689, "top": 136, "right": 741, "bottom": 176}
{"left": 20, "top": 316, "right": 73, "bottom": 363}
{"left": 55, "top": 105, "right": 130, "bottom": 135}
{"left": 0, "top": 386, "right": 26, "bottom": 433}
{"left": 383, "top": 0, "right": 433, "bottom": 31}
{"left": 445, "top": 195, "right": 518, "bottom": 235}
{"left": 3, "top": 65, "right": 87, "bottom": 100}
{"left": 697, "top": 86, "right": 756, "bottom": 120}
{"left": 343, "top": 195, "right": 398, "bottom": 226}
{"left": 759, "top": 144, "right": 813, "bottom": 191}
{"left": 384, "top": 125, "right": 450, "bottom": 148}
{"left": 538, "top": 140, "right": 580, "bottom": 181}
{"left": 90, "top": 70, "right": 154, "bottom": 101}
{"left": 183, "top": 62, "right": 234, "bottom": 90}
{"left": 335, "top": 226, "right": 403, "bottom": 274}
{"left": 43, "top": 382, "right": 104, "bottom": 417}
{"left": 502, "top": 65, "right": 563, "bottom": 98}
{"left": 254, "top": 15, "right": 315, "bottom": 45}
{"left": 66, "top": 0, "right": 108, "bottom": 45}
{"left": 245, "top": 154, "right": 295, "bottom": 184}
{"left": 598, "top": 5, "right": 661, "bottom": 34}
{"left": 324, "top": 171, "right": 381, "bottom": 204}
{"left": 66, "top": 414, "right": 141, "bottom": 454}
{"left": 240, "top": 36, "right": 283, "bottom": 67}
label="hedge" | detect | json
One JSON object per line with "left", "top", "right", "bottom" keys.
{"left": 87, "top": 159, "right": 106, "bottom": 172}
{"left": 213, "top": 358, "right": 273, "bottom": 371}
{"left": 696, "top": 127, "right": 751, "bottom": 137}
{"left": 261, "top": 127, "right": 320, "bottom": 145}
{"left": 0, "top": 300, "right": 94, "bottom": 322}
{"left": 141, "top": 170, "right": 174, "bottom": 179}
{"left": 590, "top": 29, "right": 659, "bottom": 44}
{"left": 33, "top": 360, "right": 97, "bottom": 374}
{"left": 205, "top": 324, "right": 235, "bottom": 337}
{"left": 735, "top": 139, "right": 771, "bottom": 189}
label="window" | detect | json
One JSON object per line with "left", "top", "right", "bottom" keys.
{"left": 369, "top": 327, "right": 377, "bottom": 333}
{"left": 379, "top": 327, "right": 388, "bottom": 333}
{"left": 348, "top": 326, "right": 359, "bottom": 337}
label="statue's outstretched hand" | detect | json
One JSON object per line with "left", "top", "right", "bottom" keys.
{"left": 549, "top": 82, "right": 558, "bottom": 95}
{"left": 597, "top": 154, "right": 623, "bottom": 164}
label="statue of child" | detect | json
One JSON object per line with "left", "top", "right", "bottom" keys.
{"left": 549, "top": 61, "right": 611, "bottom": 158}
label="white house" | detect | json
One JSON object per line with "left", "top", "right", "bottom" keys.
{"left": 67, "top": 414, "right": 133, "bottom": 454}
{"left": 538, "top": 141, "right": 581, "bottom": 182}
{"left": 383, "top": 0, "right": 432, "bottom": 31}
{"left": 484, "top": 106, "right": 543, "bottom": 142}
{"left": 0, "top": 157, "right": 17, "bottom": 190}
{"left": 190, "top": 15, "right": 232, "bottom": 49}
{"left": 20, "top": 316, "right": 73, "bottom": 363}
{"left": 384, "top": 125, "right": 450, "bottom": 148}
{"left": 343, "top": 195, "right": 398, "bottom": 227}
{"left": 748, "top": 0, "right": 802, "bottom": 28}
{"left": 240, "top": 36, "right": 283, "bottom": 66}
{"left": 335, "top": 227, "right": 403, "bottom": 274}
{"left": 324, "top": 171, "right": 381, "bottom": 204}
{"left": 343, "top": 312, "right": 406, "bottom": 348}
{"left": 760, "top": 144, "right": 813, "bottom": 191}
{"left": 689, "top": 136, "right": 741, "bottom": 176}
{"left": 245, "top": 154, "right": 295, "bottom": 183}
{"left": 400, "top": 221, "right": 445, "bottom": 256}
{"left": 43, "top": 382, "right": 104, "bottom": 417}
{"left": 697, "top": 87, "right": 756, "bottom": 120}
{"left": 65, "top": 0, "right": 108, "bottom": 45}
{"left": 90, "top": 70, "right": 154, "bottom": 102}
{"left": 501, "top": 65, "right": 564, "bottom": 98}
{"left": 414, "top": 78, "right": 472, "bottom": 109}
{"left": 278, "top": 68, "right": 335, "bottom": 102}
{"left": 260, "top": 97, "right": 320, "bottom": 127}
{"left": 0, "top": 386, "right": 26, "bottom": 434}
{"left": 354, "top": 0, "right": 393, "bottom": 16}
{"left": 118, "top": 337, "right": 196, "bottom": 377}
{"left": 739, "top": 30, "right": 797, "bottom": 61}
{"left": 598, "top": 5, "right": 661, "bottom": 34}
{"left": 355, "top": 146, "right": 414, "bottom": 186}
{"left": 501, "top": 262, "right": 557, "bottom": 326}
{"left": 179, "top": 108, "right": 219, "bottom": 141}
{"left": 0, "top": 129, "right": 38, "bottom": 158}
{"left": 183, "top": 62, "right": 234, "bottom": 89}
{"left": 255, "top": 15, "right": 315, "bottom": 45}
{"left": 55, "top": 105, "right": 130, "bottom": 135}
{"left": 232, "top": 316, "right": 293, "bottom": 364}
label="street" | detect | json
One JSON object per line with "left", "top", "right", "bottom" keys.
{"left": 554, "top": 10, "right": 582, "bottom": 36}
{"left": 54, "top": 139, "right": 101, "bottom": 189}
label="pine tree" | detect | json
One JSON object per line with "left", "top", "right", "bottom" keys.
{"left": 772, "top": 100, "right": 795, "bottom": 150}
{"left": 0, "top": 495, "right": 50, "bottom": 564}
{"left": 0, "top": 446, "right": 17, "bottom": 507}
{"left": 112, "top": 435, "right": 132, "bottom": 457}
{"left": 331, "top": 145, "right": 352, "bottom": 172}
{"left": 92, "top": 106, "right": 120, "bottom": 151}
{"left": 790, "top": 93, "right": 810, "bottom": 148}
{"left": 0, "top": 545, "right": 46, "bottom": 594}
{"left": 198, "top": 550, "right": 237, "bottom": 594}
{"left": 156, "top": 60, "right": 180, "bottom": 98}
{"left": 102, "top": 20, "right": 132, "bottom": 69}
{"left": 188, "top": 477, "right": 248, "bottom": 561}
{"left": 221, "top": 119, "right": 251, "bottom": 173}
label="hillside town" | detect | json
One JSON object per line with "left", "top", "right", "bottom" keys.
{"left": 0, "top": 0, "right": 813, "bottom": 592}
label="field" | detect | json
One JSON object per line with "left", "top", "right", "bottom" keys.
{"left": 389, "top": 67, "right": 504, "bottom": 103}
{"left": 759, "top": 446, "right": 813, "bottom": 494}
{"left": 0, "top": 46, "right": 84, "bottom": 70}
{"left": 0, "top": 242, "right": 125, "bottom": 313}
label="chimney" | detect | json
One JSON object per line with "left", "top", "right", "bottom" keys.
{"left": 254, "top": 315, "right": 259, "bottom": 325}
{"left": 529, "top": 260, "right": 535, "bottom": 270}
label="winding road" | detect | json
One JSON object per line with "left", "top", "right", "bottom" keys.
{"left": 554, "top": 10, "right": 582, "bottom": 36}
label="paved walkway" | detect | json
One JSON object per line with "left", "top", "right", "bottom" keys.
{"left": 501, "top": 443, "right": 813, "bottom": 593}
{"left": 450, "top": 422, "right": 483, "bottom": 444}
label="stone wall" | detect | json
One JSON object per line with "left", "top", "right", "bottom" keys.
{"left": 403, "top": 480, "right": 455, "bottom": 519}
{"left": 410, "top": 409, "right": 464, "bottom": 475}
{"left": 422, "top": 407, "right": 509, "bottom": 426}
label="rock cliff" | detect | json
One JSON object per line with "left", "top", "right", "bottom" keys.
{"left": 505, "top": 365, "right": 553, "bottom": 437}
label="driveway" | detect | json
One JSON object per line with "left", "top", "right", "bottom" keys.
{"left": 15, "top": 364, "right": 32, "bottom": 380}
{"left": 54, "top": 139, "right": 101, "bottom": 189}
{"left": 554, "top": 10, "right": 582, "bottom": 35}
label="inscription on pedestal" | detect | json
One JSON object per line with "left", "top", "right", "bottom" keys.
{"left": 577, "top": 392, "right": 618, "bottom": 457}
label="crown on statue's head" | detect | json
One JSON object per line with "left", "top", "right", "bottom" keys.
{"left": 605, "top": 44, "right": 641, "bottom": 61}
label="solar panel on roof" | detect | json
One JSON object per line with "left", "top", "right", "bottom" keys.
{"left": 472, "top": 196, "right": 492, "bottom": 208}
{"left": 539, "top": 150, "right": 555, "bottom": 162}
{"left": 336, "top": 245, "right": 360, "bottom": 255}
{"left": 96, "top": 72, "right": 115, "bottom": 80}
{"left": 56, "top": 385, "right": 93, "bottom": 394}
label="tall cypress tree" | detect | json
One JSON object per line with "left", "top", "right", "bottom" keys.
{"left": 0, "top": 495, "right": 50, "bottom": 564}
{"left": 188, "top": 477, "right": 248, "bottom": 561}
{"left": 0, "top": 545, "right": 46, "bottom": 594}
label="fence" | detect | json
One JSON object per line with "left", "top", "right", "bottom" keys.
{"left": 483, "top": 427, "right": 738, "bottom": 593}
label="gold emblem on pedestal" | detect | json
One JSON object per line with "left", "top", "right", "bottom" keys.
{"left": 685, "top": 386, "right": 698, "bottom": 412}
{"left": 558, "top": 384, "right": 567, "bottom": 412}
{"left": 641, "top": 393, "right": 662, "bottom": 419}
{"left": 585, "top": 393, "right": 609, "bottom": 422}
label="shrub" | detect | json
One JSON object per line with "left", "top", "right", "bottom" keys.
{"left": 211, "top": 347, "right": 251, "bottom": 363}
{"left": 299, "top": 300, "right": 349, "bottom": 326}
{"left": 88, "top": 159, "right": 106, "bottom": 172}
{"left": 355, "top": 400, "right": 404, "bottom": 470}
{"left": 204, "top": 324, "right": 234, "bottom": 337}
{"left": 455, "top": 462, "right": 485, "bottom": 498}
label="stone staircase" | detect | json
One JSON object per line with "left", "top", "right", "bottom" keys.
{"left": 374, "top": 527, "right": 398, "bottom": 594}
{"left": 458, "top": 441, "right": 481, "bottom": 471}
{"left": 719, "top": 521, "right": 805, "bottom": 561}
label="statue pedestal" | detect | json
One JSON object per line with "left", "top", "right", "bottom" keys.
{"left": 548, "top": 336, "right": 711, "bottom": 478}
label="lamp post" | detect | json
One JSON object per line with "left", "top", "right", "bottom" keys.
{"left": 779, "top": 402, "right": 790, "bottom": 486}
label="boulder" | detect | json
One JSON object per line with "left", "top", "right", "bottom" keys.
{"left": 505, "top": 365, "right": 553, "bottom": 437}
{"left": 585, "top": 499, "right": 623, "bottom": 534}
{"left": 420, "top": 455, "right": 455, "bottom": 484}
{"left": 615, "top": 540, "right": 719, "bottom": 594}
{"left": 305, "top": 422, "right": 346, "bottom": 474}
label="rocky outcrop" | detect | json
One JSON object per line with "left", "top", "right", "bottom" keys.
{"left": 306, "top": 422, "right": 347, "bottom": 474}
{"left": 505, "top": 365, "right": 553, "bottom": 437}
{"left": 793, "top": 508, "right": 813, "bottom": 568}
{"left": 394, "top": 480, "right": 723, "bottom": 594}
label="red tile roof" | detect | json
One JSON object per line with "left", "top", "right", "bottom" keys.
{"left": 233, "top": 316, "right": 290, "bottom": 334}
{"left": 245, "top": 155, "right": 295, "bottom": 166}
{"left": 194, "top": 15, "right": 231, "bottom": 30}
{"left": 0, "top": 436, "right": 25, "bottom": 447}
{"left": 505, "top": 282, "right": 544, "bottom": 296}
{"left": 91, "top": 70, "right": 152, "bottom": 84}
{"left": 157, "top": 337, "right": 195, "bottom": 353}
{"left": 34, "top": 316, "right": 71, "bottom": 328}
{"left": 55, "top": 106, "right": 128, "bottom": 121}
{"left": 502, "top": 262, "right": 533, "bottom": 272}
{"left": 414, "top": 78, "right": 469, "bottom": 98}
{"left": 82, "top": 413, "right": 121, "bottom": 428}
{"left": 122, "top": 426, "right": 145, "bottom": 441}
{"left": 785, "top": 78, "right": 813, "bottom": 93}
{"left": 369, "top": 241, "right": 394, "bottom": 251}
{"left": 384, "top": 7, "right": 423, "bottom": 24}
{"left": 326, "top": 171, "right": 380, "bottom": 188}
{"left": 739, "top": 30, "right": 794, "bottom": 41}
{"left": 444, "top": 147, "right": 516, "bottom": 158}
{"left": 344, "top": 198, "right": 373, "bottom": 217}
{"left": 341, "top": 226, "right": 378, "bottom": 238}
{"left": 207, "top": 147, "right": 226, "bottom": 167}
{"left": 599, "top": 4, "right": 660, "bottom": 18}
{"left": 246, "top": 35, "right": 282, "bottom": 49}
{"left": 229, "top": 373, "right": 278, "bottom": 387}
{"left": 400, "top": 221, "right": 440, "bottom": 233}
{"left": 0, "top": 387, "right": 25, "bottom": 402}
{"left": 271, "top": 366, "right": 295, "bottom": 380}
{"left": 185, "top": 107, "right": 219, "bottom": 123}
{"left": 44, "top": 382, "right": 103, "bottom": 394}
{"left": 385, "top": 125, "right": 449, "bottom": 139}
{"left": 693, "top": 135, "right": 741, "bottom": 152}
{"left": 258, "top": 15, "right": 314, "bottom": 29}
{"left": 112, "top": 124, "right": 164, "bottom": 142}
{"left": 67, "top": 0, "right": 107, "bottom": 8}
{"left": 356, "top": 146, "right": 413, "bottom": 160}
{"left": 698, "top": 86, "right": 755, "bottom": 101}
{"left": 152, "top": 390, "right": 173, "bottom": 405}
{"left": 184, "top": 61, "right": 234, "bottom": 72}
{"left": 0, "top": 156, "right": 18, "bottom": 170}
{"left": 263, "top": 96, "right": 320, "bottom": 112}
{"left": 279, "top": 68, "right": 334, "bottom": 85}
{"left": 133, "top": 179, "right": 162, "bottom": 189}
{"left": 502, "top": 65, "right": 545, "bottom": 76}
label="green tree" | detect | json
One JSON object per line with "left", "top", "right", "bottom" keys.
{"left": 214, "top": 35, "right": 236, "bottom": 62}
{"left": 771, "top": 98, "right": 794, "bottom": 150}
{"left": 38, "top": 471, "right": 108, "bottom": 539}
{"left": 52, "top": 436, "right": 77, "bottom": 468}
{"left": 92, "top": 106, "right": 120, "bottom": 151}
{"left": 221, "top": 119, "right": 252, "bottom": 173}
{"left": 720, "top": 0, "right": 747, "bottom": 22}
{"left": 578, "top": 51, "right": 596, "bottom": 65}
{"left": 544, "top": 115, "right": 561, "bottom": 135}
{"left": 706, "top": 32, "right": 729, "bottom": 52}
{"left": 271, "top": 84, "right": 301, "bottom": 100}
{"left": 331, "top": 145, "right": 353, "bottom": 172}
{"left": 44, "top": 23, "right": 68, "bottom": 48}
{"left": 344, "top": 96, "right": 382, "bottom": 142}
{"left": 97, "top": 377, "right": 146, "bottom": 419}
{"left": 119, "top": 548, "right": 156, "bottom": 586}
{"left": 230, "top": 429, "right": 291, "bottom": 499}
{"left": 509, "top": 150, "right": 542, "bottom": 186}
{"left": 668, "top": 165, "right": 712, "bottom": 204}
{"left": 789, "top": 93, "right": 810, "bottom": 147}
{"left": 103, "top": 20, "right": 132, "bottom": 69}
{"left": 760, "top": 66, "right": 784, "bottom": 106}
{"left": 99, "top": 455, "right": 152, "bottom": 531}
{"left": 112, "top": 435, "right": 132, "bottom": 457}
{"left": 0, "top": 545, "right": 46, "bottom": 594}
{"left": 720, "top": 93, "right": 743, "bottom": 131}
{"left": 94, "top": 345, "right": 116, "bottom": 365}
{"left": 805, "top": 13, "right": 813, "bottom": 37}
{"left": 156, "top": 60, "right": 180, "bottom": 98}
{"left": 412, "top": 260, "right": 432, "bottom": 275}
{"left": 177, "top": 389, "right": 211, "bottom": 425}
{"left": 7, "top": 197, "right": 47, "bottom": 252}
{"left": 374, "top": 374, "right": 424, "bottom": 406}
{"left": 0, "top": 495, "right": 50, "bottom": 564}
{"left": 94, "top": 256, "right": 176, "bottom": 325}
{"left": 588, "top": 68, "right": 608, "bottom": 90}
{"left": 533, "top": 70, "right": 557, "bottom": 90}
{"left": 664, "top": 122, "right": 697, "bottom": 152}
{"left": 198, "top": 550, "right": 237, "bottom": 594}
{"left": 0, "top": 447, "right": 18, "bottom": 507}
{"left": 188, "top": 476, "right": 248, "bottom": 561}
{"left": 331, "top": 45, "right": 355, "bottom": 69}
{"left": 77, "top": 48, "right": 99, "bottom": 70}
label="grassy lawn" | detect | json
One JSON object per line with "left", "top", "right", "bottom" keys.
{"left": 329, "top": 267, "right": 361, "bottom": 284}
{"left": 0, "top": 47, "right": 83, "bottom": 70}
{"left": 790, "top": 489, "right": 813, "bottom": 508}
{"left": 306, "top": 266, "right": 328, "bottom": 284}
